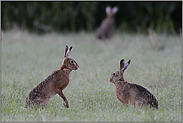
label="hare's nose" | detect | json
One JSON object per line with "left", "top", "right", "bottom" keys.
{"left": 108, "top": 77, "right": 112, "bottom": 82}
{"left": 75, "top": 64, "right": 79, "bottom": 70}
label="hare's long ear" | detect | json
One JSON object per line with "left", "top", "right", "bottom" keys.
{"left": 64, "top": 45, "right": 68, "bottom": 57}
{"left": 119, "top": 59, "right": 125, "bottom": 73}
{"left": 66, "top": 46, "right": 72, "bottom": 57}
{"left": 122, "top": 60, "right": 131, "bottom": 72}
{"left": 112, "top": 6, "right": 118, "bottom": 14}
{"left": 106, "top": 6, "right": 111, "bottom": 14}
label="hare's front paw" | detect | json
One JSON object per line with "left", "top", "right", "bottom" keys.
{"left": 63, "top": 101, "right": 69, "bottom": 108}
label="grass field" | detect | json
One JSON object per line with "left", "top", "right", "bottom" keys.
{"left": 1, "top": 30, "right": 182, "bottom": 122}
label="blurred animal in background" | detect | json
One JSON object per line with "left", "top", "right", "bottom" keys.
{"left": 109, "top": 59, "right": 158, "bottom": 109}
{"left": 96, "top": 6, "right": 118, "bottom": 40}
{"left": 148, "top": 28, "right": 165, "bottom": 50}
{"left": 25, "top": 45, "right": 79, "bottom": 109}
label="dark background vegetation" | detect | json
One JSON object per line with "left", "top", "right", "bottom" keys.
{"left": 1, "top": 1, "right": 182, "bottom": 34}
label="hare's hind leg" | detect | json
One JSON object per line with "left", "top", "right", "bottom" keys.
{"left": 39, "top": 97, "right": 50, "bottom": 107}
{"left": 29, "top": 97, "right": 49, "bottom": 108}
{"left": 25, "top": 96, "right": 36, "bottom": 108}
{"left": 134, "top": 100, "right": 144, "bottom": 107}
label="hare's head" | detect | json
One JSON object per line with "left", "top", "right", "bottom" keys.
{"left": 109, "top": 59, "right": 131, "bottom": 83}
{"left": 60, "top": 45, "right": 79, "bottom": 71}
{"left": 105, "top": 6, "right": 118, "bottom": 19}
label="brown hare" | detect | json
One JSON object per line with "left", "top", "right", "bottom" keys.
{"left": 25, "top": 45, "right": 79, "bottom": 108}
{"left": 96, "top": 6, "right": 118, "bottom": 40}
{"left": 109, "top": 59, "right": 158, "bottom": 109}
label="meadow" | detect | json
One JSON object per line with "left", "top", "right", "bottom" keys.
{"left": 1, "top": 30, "right": 182, "bottom": 122}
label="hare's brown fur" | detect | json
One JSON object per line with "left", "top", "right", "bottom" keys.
{"left": 96, "top": 6, "right": 118, "bottom": 40}
{"left": 109, "top": 59, "right": 158, "bottom": 109}
{"left": 25, "top": 46, "right": 79, "bottom": 108}
{"left": 114, "top": 81, "right": 158, "bottom": 108}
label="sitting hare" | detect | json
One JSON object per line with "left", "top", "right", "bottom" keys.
{"left": 109, "top": 59, "right": 158, "bottom": 109}
{"left": 25, "top": 45, "right": 79, "bottom": 108}
{"left": 96, "top": 6, "right": 118, "bottom": 40}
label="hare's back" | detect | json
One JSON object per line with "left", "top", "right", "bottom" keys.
{"left": 129, "top": 83, "right": 154, "bottom": 98}
{"left": 28, "top": 70, "right": 63, "bottom": 100}
{"left": 130, "top": 83, "right": 158, "bottom": 108}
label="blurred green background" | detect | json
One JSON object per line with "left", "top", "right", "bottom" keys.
{"left": 1, "top": 1, "right": 182, "bottom": 34}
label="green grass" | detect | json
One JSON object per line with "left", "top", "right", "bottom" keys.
{"left": 1, "top": 30, "right": 182, "bottom": 122}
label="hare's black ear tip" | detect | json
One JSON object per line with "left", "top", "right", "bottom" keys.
{"left": 70, "top": 46, "right": 73, "bottom": 50}
{"left": 120, "top": 59, "right": 124, "bottom": 63}
{"left": 66, "top": 45, "right": 68, "bottom": 48}
{"left": 128, "top": 60, "right": 131, "bottom": 64}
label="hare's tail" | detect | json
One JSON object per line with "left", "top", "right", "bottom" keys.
{"left": 147, "top": 96, "right": 158, "bottom": 109}
{"left": 151, "top": 100, "right": 158, "bottom": 109}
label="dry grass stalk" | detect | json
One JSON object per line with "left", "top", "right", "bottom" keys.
{"left": 148, "top": 28, "right": 160, "bottom": 50}
{"left": 38, "top": 109, "right": 46, "bottom": 122}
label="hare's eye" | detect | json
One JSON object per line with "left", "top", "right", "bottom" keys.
{"left": 70, "top": 60, "right": 74, "bottom": 64}
{"left": 113, "top": 73, "right": 115, "bottom": 76}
